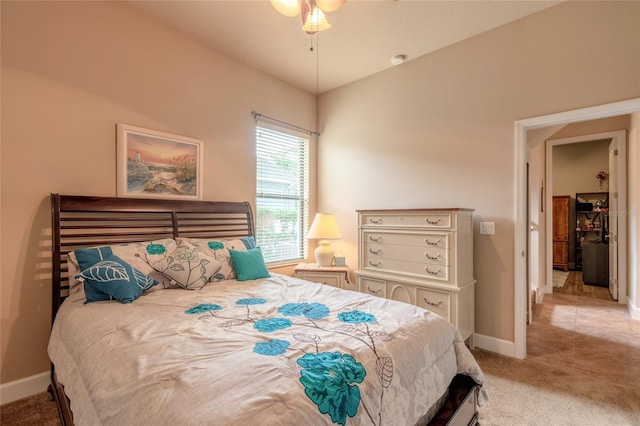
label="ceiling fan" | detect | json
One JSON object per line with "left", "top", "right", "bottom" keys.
{"left": 270, "top": 0, "right": 347, "bottom": 34}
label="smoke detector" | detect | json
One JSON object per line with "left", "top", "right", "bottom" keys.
{"left": 390, "top": 54, "right": 406, "bottom": 66}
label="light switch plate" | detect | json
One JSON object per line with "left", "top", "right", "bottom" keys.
{"left": 480, "top": 222, "right": 495, "bottom": 235}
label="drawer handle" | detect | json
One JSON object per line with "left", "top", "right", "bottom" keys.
{"left": 369, "top": 235, "right": 382, "bottom": 242}
{"left": 423, "top": 297, "right": 443, "bottom": 307}
{"left": 425, "top": 267, "right": 441, "bottom": 275}
{"left": 425, "top": 238, "right": 441, "bottom": 246}
{"left": 425, "top": 252, "right": 440, "bottom": 260}
{"left": 425, "top": 218, "right": 441, "bottom": 225}
{"left": 369, "top": 217, "right": 382, "bottom": 224}
{"left": 369, "top": 248, "right": 382, "bottom": 255}
{"left": 367, "top": 286, "right": 382, "bottom": 295}
{"left": 369, "top": 260, "right": 381, "bottom": 267}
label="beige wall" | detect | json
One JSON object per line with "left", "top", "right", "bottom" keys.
{"left": 553, "top": 140, "right": 610, "bottom": 196}
{"left": 550, "top": 116, "right": 631, "bottom": 141}
{"left": 550, "top": 117, "right": 634, "bottom": 198}
{"left": 0, "top": 2, "right": 316, "bottom": 384}
{"left": 317, "top": 1, "right": 640, "bottom": 344}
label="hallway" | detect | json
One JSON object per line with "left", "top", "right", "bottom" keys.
{"left": 552, "top": 270, "right": 613, "bottom": 301}
{"left": 528, "top": 272, "right": 640, "bottom": 389}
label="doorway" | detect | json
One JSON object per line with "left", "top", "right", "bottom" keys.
{"left": 545, "top": 131, "right": 627, "bottom": 303}
{"left": 513, "top": 97, "right": 640, "bottom": 360}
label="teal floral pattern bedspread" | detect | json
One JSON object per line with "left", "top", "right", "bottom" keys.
{"left": 48, "top": 273, "right": 486, "bottom": 426}
{"left": 186, "top": 298, "right": 388, "bottom": 425}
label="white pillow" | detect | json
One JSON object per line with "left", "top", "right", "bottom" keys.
{"left": 177, "top": 236, "right": 256, "bottom": 281}
{"left": 149, "top": 242, "right": 221, "bottom": 290}
{"left": 65, "top": 253, "right": 84, "bottom": 301}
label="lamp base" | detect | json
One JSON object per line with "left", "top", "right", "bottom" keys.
{"left": 314, "top": 240, "right": 334, "bottom": 267}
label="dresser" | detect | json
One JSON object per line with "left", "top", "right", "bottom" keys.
{"left": 356, "top": 208, "right": 475, "bottom": 347}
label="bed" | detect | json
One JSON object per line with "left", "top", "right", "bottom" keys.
{"left": 47, "top": 194, "right": 487, "bottom": 426}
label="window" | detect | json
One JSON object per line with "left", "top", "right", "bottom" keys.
{"left": 255, "top": 124, "right": 310, "bottom": 264}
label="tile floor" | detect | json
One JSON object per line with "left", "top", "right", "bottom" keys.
{"left": 527, "top": 271, "right": 640, "bottom": 391}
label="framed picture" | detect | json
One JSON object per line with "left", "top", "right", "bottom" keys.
{"left": 116, "top": 123, "right": 203, "bottom": 200}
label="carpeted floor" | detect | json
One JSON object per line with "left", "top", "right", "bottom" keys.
{"left": 474, "top": 348, "right": 640, "bottom": 425}
{"left": 0, "top": 390, "right": 60, "bottom": 426}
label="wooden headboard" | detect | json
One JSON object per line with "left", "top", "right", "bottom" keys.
{"left": 50, "top": 193, "right": 255, "bottom": 322}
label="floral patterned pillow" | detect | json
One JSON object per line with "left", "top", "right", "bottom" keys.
{"left": 177, "top": 237, "right": 256, "bottom": 281}
{"left": 147, "top": 242, "right": 222, "bottom": 290}
{"left": 67, "top": 238, "right": 178, "bottom": 295}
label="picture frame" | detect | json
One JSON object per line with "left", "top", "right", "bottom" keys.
{"left": 116, "top": 123, "right": 203, "bottom": 200}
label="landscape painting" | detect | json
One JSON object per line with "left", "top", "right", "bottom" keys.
{"left": 117, "top": 123, "right": 203, "bottom": 200}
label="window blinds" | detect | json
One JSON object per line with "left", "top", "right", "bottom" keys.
{"left": 255, "top": 125, "right": 310, "bottom": 264}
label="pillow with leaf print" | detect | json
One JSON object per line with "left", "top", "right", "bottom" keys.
{"left": 178, "top": 236, "right": 256, "bottom": 281}
{"left": 74, "top": 246, "right": 159, "bottom": 304}
{"left": 68, "top": 238, "right": 178, "bottom": 291}
{"left": 149, "top": 241, "right": 222, "bottom": 290}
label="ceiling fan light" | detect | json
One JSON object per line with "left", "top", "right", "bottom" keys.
{"left": 315, "top": 0, "right": 346, "bottom": 13}
{"left": 271, "top": 0, "right": 301, "bottom": 17}
{"left": 302, "top": 7, "right": 331, "bottom": 33}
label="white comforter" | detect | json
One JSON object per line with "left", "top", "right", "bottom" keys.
{"left": 48, "top": 274, "right": 486, "bottom": 426}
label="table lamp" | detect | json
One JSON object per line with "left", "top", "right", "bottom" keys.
{"left": 307, "top": 213, "right": 342, "bottom": 267}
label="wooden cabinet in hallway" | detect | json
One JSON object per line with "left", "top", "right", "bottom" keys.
{"left": 552, "top": 195, "right": 570, "bottom": 271}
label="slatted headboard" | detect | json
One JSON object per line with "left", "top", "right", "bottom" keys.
{"left": 50, "top": 193, "right": 255, "bottom": 322}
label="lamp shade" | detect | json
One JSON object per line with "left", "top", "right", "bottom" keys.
{"left": 271, "top": 0, "right": 301, "bottom": 17}
{"left": 307, "top": 213, "right": 341, "bottom": 267}
{"left": 302, "top": 7, "right": 331, "bottom": 33}
{"left": 307, "top": 213, "right": 342, "bottom": 240}
{"left": 316, "top": 0, "right": 346, "bottom": 13}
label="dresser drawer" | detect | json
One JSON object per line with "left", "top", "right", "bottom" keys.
{"left": 416, "top": 287, "right": 451, "bottom": 321}
{"left": 364, "top": 243, "right": 450, "bottom": 267}
{"left": 363, "top": 231, "right": 450, "bottom": 250}
{"left": 358, "top": 277, "right": 386, "bottom": 298}
{"left": 360, "top": 213, "right": 452, "bottom": 229}
{"left": 362, "top": 257, "right": 452, "bottom": 283}
{"left": 297, "top": 272, "right": 341, "bottom": 287}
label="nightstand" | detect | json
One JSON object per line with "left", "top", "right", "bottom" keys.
{"left": 294, "top": 262, "right": 354, "bottom": 291}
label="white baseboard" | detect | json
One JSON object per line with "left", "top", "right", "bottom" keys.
{"left": 474, "top": 333, "right": 516, "bottom": 358}
{"left": 0, "top": 371, "right": 50, "bottom": 405}
{"left": 629, "top": 298, "right": 640, "bottom": 320}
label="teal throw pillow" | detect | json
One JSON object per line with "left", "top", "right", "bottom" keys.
{"left": 74, "top": 247, "right": 158, "bottom": 304}
{"left": 228, "top": 247, "right": 270, "bottom": 281}
{"left": 193, "top": 236, "right": 257, "bottom": 281}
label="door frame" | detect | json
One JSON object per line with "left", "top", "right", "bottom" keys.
{"left": 526, "top": 162, "right": 532, "bottom": 324}
{"left": 544, "top": 131, "right": 627, "bottom": 302}
{"left": 514, "top": 97, "right": 640, "bottom": 360}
